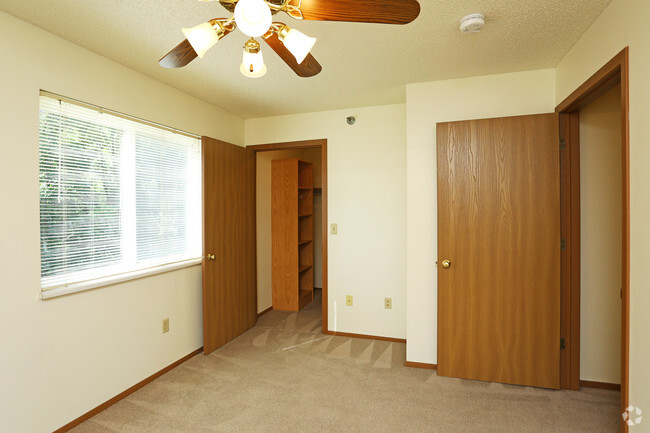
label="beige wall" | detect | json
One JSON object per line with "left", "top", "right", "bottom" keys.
{"left": 256, "top": 148, "right": 322, "bottom": 313}
{"left": 0, "top": 12, "right": 243, "bottom": 432}
{"left": 579, "top": 84, "right": 622, "bottom": 384}
{"left": 405, "top": 69, "right": 557, "bottom": 364}
{"left": 246, "top": 104, "right": 407, "bottom": 338}
{"left": 4, "top": 0, "right": 648, "bottom": 428}
{"left": 555, "top": 0, "right": 649, "bottom": 412}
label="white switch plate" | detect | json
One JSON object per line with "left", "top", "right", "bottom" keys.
{"left": 331, "top": 223, "right": 338, "bottom": 235}
{"left": 162, "top": 318, "right": 170, "bottom": 333}
{"left": 346, "top": 295, "right": 353, "bottom": 306}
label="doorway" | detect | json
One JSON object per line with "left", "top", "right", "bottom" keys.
{"left": 556, "top": 48, "right": 629, "bottom": 432}
{"left": 248, "top": 139, "right": 328, "bottom": 333}
{"left": 578, "top": 83, "right": 622, "bottom": 392}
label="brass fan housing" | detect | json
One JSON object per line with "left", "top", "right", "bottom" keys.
{"left": 243, "top": 38, "right": 261, "bottom": 54}
{"left": 219, "top": 0, "right": 288, "bottom": 14}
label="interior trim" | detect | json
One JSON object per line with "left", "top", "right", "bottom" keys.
{"left": 580, "top": 380, "right": 622, "bottom": 391}
{"left": 40, "top": 258, "right": 202, "bottom": 300}
{"left": 404, "top": 361, "right": 437, "bottom": 370}
{"left": 247, "top": 139, "right": 326, "bottom": 152}
{"left": 324, "top": 330, "right": 405, "bottom": 343}
{"left": 556, "top": 46, "right": 629, "bottom": 433}
{"left": 257, "top": 306, "right": 273, "bottom": 318}
{"left": 52, "top": 348, "right": 202, "bottom": 433}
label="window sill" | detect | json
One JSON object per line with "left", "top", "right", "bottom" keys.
{"left": 39, "top": 258, "right": 203, "bottom": 300}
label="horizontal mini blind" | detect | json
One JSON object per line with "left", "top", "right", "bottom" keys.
{"left": 39, "top": 94, "right": 201, "bottom": 293}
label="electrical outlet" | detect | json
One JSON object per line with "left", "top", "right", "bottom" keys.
{"left": 162, "top": 318, "right": 170, "bottom": 334}
{"left": 331, "top": 223, "right": 338, "bottom": 235}
{"left": 346, "top": 295, "right": 353, "bottom": 306}
{"left": 384, "top": 298, "right": 392, "bottom": 309}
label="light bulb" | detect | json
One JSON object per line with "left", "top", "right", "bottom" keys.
{"left": 278, "top": 27, "right": 316, "bottom": 64}
{"left": 240, "top": 38, "right": 267, "bottom": 78}
{"left": 182, "top": 22, "right": 220, "bottom": 58}
{"left": 234, "top": 0, "right": 272, "bottom": 38}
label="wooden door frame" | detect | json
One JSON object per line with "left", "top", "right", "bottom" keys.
{"left": 556, "top": 47, "right": 629, "bottom": 431}
{"left": 247, "top": 139, "right": 328, "bottom": 333}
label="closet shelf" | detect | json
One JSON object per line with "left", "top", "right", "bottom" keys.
{"left": 272, "top": 158, "right": 314, "bottom": 312}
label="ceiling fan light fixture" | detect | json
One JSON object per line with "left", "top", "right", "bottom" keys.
{"left": 234, "top": 0, "right": 273, "bottom": 37}
{"left": 240, "top": 38, "right": 267, "bottom": 78}
{"left": 278, "top": 26, "right": 316, "bottom": 64}
{"left": 182, "top": 22, "right": 222, "bottom": 58}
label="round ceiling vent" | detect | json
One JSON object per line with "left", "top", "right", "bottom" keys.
{"left": 460, "top": 13, "right": 485, "bottom": 33}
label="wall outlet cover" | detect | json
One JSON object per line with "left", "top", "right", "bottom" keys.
{"left": 384, "top": 298, "right": 392, "bottom": 309}
{"left": 162, "top": 318, "right": 170, "bottom": 333}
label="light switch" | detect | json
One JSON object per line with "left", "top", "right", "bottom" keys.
{"left": 331, "top": 223, "right": 338, "bottom": 235}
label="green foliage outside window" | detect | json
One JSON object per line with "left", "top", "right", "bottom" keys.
{"left": 39, "top": 112, "right": 123, "bottom": 277}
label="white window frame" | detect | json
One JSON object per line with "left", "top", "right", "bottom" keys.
{"left": 38, "top": 91, "right": 203, "bottom": 300}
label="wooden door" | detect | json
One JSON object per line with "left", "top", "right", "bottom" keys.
{"left": 437, "top": 114, "right": 560, "bottom": 389}
{"left": 202, "top": 137, "right": 256, "bottom": 355}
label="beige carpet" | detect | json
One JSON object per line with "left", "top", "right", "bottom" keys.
{"left": 70, "top": 293, "right": 620, "bottom": 433}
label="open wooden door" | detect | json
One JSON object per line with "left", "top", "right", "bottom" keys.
{"left": 202, "top": 137, "right": 256, "bottom": 355}
{"left": 437, "top": 113, "right": 560, "bottom": 389}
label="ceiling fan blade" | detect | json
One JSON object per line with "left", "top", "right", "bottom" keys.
{"left": 159, "top": 39, "right": 199, "bottom": 68}
{"left": 264, "top": 32, "right": 322, "bottom": 77}
{"left": 293, "top": 0, "right": 420, "bottom": 24}
{"left": 159, "top": 19, "right": 236, "bottom": 68}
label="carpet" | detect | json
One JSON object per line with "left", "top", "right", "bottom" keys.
{"left": 70, "top": 294, "right": 619, "bottom": 432}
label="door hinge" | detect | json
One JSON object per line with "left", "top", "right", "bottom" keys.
{"left": 560, "top": 338, "right": 566, "bottom": 351}
{"left": 561, "top": 238, "right": 566, "bottom": 251}
{"left": 560, "top": 137, "right": 566, "bottom": 150}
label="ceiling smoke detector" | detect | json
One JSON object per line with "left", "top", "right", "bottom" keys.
{"left": 460, "top": 13, "right": 485, "bottom": 33}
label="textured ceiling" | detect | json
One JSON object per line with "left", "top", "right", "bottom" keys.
{"left": 0, "top": 0, "right": 612, "bottom": 119}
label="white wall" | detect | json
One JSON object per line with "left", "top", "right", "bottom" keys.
{"left": 579, "top": 85, "right": 622, "bottom": 384}
{"left": 246, "top": 104, "right": 407, "bottom": 339}
{"left": 555, "top": 0, "right": 650, "bottom": 414}
{"left": 405, "top": 69, "right": 557, "bottom": 364}
{"left": 0, "top": 12, "right": 243, "bottom": 433}
{"left": 256, "top": 148, "right": 322, "bottom": 313}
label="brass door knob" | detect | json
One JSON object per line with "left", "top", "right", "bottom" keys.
{"left": 207, "top": 254, "right": 215, "bottom": 260}
{"left": 441, "top": 260, "right": 451, "bottom": 269}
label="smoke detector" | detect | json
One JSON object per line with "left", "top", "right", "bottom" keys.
{"left": 460, "top": 13, "right": 485, "bottom": 33}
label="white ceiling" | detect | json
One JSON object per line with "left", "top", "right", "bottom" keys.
{"left": 0, "top": 0, "right": 612, "bottom": 119}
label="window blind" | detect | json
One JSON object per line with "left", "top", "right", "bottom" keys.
{"left": 39, "top": 94, "right": 201, "bottom": 293}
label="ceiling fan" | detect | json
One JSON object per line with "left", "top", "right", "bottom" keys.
{"left": 159, "top": 0, "right": 421, "bottom": 78}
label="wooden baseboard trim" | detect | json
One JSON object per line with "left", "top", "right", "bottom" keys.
{"left": 404, "top": 361, "right": 438, "bottom": 370}
{"left": 257, "top": 306, "right": 273, "bottom": 318}
{"left": 324, "top": 330, "right": 406, "bottom": 343}
{"left": 53, "top": 347, "right": 202, "bottom": 433}
{"left": 580, "top": 380, "right": 621, "bottom": 391}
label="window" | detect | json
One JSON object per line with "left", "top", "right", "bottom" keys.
{"left": 39, "top": 93, "right": 201, "bottom": 298}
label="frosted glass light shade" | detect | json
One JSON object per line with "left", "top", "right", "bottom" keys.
{"left": 281, "top": 28, "right": 316, "bottom": 64}
{"left": 182, "top": 22, "right": 219, "bottom": 58}
{"left": 234, "top": 0, "right": 272, "bottom": 37}
{"left": 240, "top": 51, "right": 267, "bottom": 78}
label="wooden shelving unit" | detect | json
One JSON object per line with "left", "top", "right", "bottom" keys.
{"left": 271, "top": 158, "right": 314, "bottom": 311}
